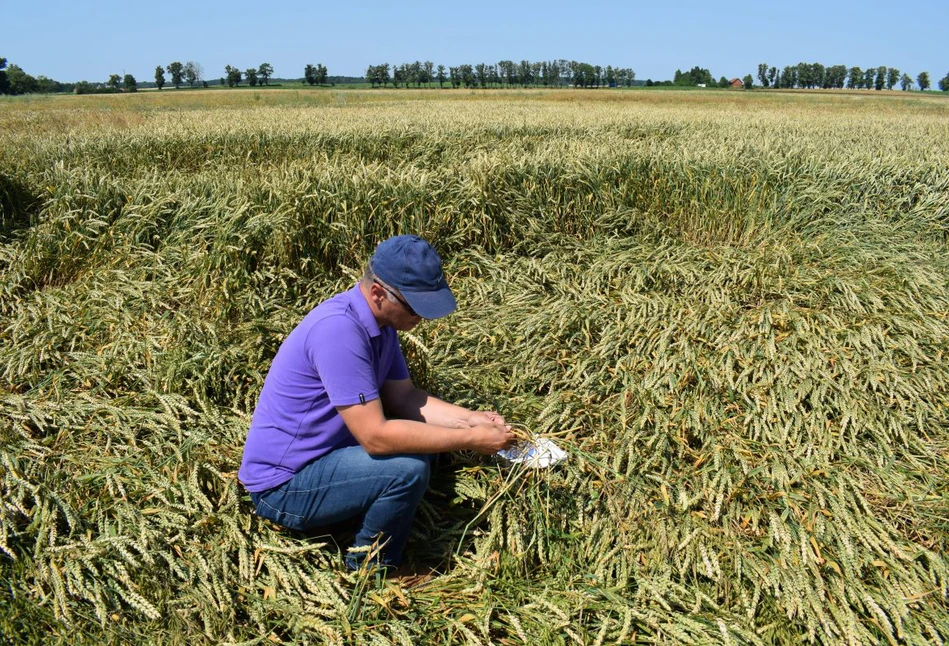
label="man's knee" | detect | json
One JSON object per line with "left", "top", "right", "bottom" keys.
{"left": 382, "top": 454, "right": 431, "bottom": 491}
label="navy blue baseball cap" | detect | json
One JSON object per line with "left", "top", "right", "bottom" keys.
{"left": 370, "top": 235, "right": 457, "bottom": 319}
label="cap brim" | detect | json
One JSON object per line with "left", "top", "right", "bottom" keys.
{"left": 402, "top": 286, "right": 457, "bottom": 319}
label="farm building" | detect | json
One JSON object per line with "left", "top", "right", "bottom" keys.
{"left": 730, "top": 78, "right": 744, "bottom": 88}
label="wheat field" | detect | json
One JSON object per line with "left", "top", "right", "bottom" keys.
{"left": 1, "top": 88, "right": 948, "bottom": 644}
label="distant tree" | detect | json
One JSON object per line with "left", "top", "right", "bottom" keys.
{"left": 547, "top": 60, "right": 561, "bottom": 87}
{"left": 257, "top": 63, "right": 273, "bottom": 85}
{"left": 154, "top": 65, "right": 165, "bottom": 90}
{"left": 767, "top": 66, "right": 777, "bottom": 87}
{"left": 368, "top": 63, "right": 388, "bottom": 87}
{"left": 742, "top": 74, "right": 753, "bottom": 89}
{"left": 757, "top": 63, "right": 769, "bottom": 87}
{"left": 917, "top": 71, "right": 930, "bottom": 91}
{"left": 108, "top": 74, "right": 121, "bottom": 90}
{"left": 423, "top": 61, "right": 434, "bottom": 88}
{"left": 34, "top": 76, "right": 66, "bottom": 93}
{"left": 73, "top": 81, "right": 96, "bottom": 94}
{"left": 304, "top": 63, "right": 327, "bottom": 86}
{"left": 225, "top": 65, "right": 241, "bottom": 87}
{"left": 718, "top": 76, "right": 729, "bottom": 88}
{"left": 940, "top": 72, "right": 949, "bottom": 92}
{"left": 847, "top": 66, "right": 861, "bottom": 89}
{"left": 900, "top": 73, "right": 913, "bottom": 91}
{"left": 558, "top": 59, "right": 573, "bottom": 87}
{"left": 245, "top": 68, "right": 258, "bottom": 86}
{"left": 571, "top": 62, "right": 595, "bottom": 88}
{"left": 886, "top": 67, "right": 900, "bottom": 90}
{"left": 874, "top": 66, "right": 886, "bottom": 90}
{"left": 5, "top": 64, "right": 38, "bottom": 94}
{"left": 797, "top": 62, "right": 824, "bottom": 88}
{"left": 36, "top": 74, "right": 62, "bottom": 94}
{"left": 475, "top": 63, "right": 488, "bottom": 88}
{"left": 862, "top": 68, "right": 875, "bottom": 89}
{"left": 184, "top": 61, "right": 202, "bottom": 88}
{"left": 498, "top": 60, "right": 516, "bottom": 87}
{"left": 518, "top": 60, "right": 532, "bottom": 87}
{"left": 676, "top": 66, "right": 713, "bottom": 87}
{"left": 797, "top": 63, "right": 811, "bottom": 87}
{"left": 459, "top": 64, "right": 476, "bottom": 88}
{"left": 781, "top": 65, "right": 797, "bottom": 88}
{"left": 0, "top": 57, "right": 9, "bottom": 95}
{"left": 531, "top": 61, "right": 543, "bottom": 86}
{"left": 167, "top": 61, "right": 184, "bottom": 88}
{"left": 123, "top": 74, "right": 137, "bottom": 92}
{"left": 436, "top": 64, "right": 446, "bottom": 88}
{"left": 826, "top": 65, "right": 848, "bottom": 89}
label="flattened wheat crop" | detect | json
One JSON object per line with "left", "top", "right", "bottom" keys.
{"left": 2, "top": 89, "right": 948, "bottom": 644}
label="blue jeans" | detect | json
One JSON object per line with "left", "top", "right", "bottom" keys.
{"left": 249, "top": 445, "right": 431, "bottom": 568}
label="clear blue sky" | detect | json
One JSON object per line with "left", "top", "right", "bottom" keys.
{"left": 3, "top": 0, "right": 946, "bottom": 83}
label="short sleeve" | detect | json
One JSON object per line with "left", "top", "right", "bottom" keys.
{"left": 305, "top": 315, "right": 379, "bottom": 406}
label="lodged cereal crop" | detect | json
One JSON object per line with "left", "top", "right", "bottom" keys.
{"left": 1, "top": 88, "right": 948, "bottom": 644}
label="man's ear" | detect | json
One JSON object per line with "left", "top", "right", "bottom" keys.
{"left": 365, "top": 282, "right": 386, "bottom": 310}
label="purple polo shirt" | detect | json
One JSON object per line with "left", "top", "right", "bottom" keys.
{"left": 238, "top": 285, "right": 410, "bottom": 492}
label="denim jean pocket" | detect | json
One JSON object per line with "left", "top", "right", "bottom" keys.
{"left": 254, "top": 491, "right": 305, "bottom": 530}
{"left": 254, "top": 493, "right": 284, "bottom": 525}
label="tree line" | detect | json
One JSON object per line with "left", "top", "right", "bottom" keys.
{"left": 0, "top": 57, "right": 78, "bottom": 94}
{"left": 753, "top": 62, "right": 941, "bottom": 91}
{"left": 154, "top": 62, "right": 326, "bottom": 88}
{"left": 219, "top": 63, "right": 274, "bottom": 88}
{"left": 365, "top": 60, "right": 636, "bottom": 89}
{"left": 3, "top": 54, "right": 949, "bottom": 96}
{"left": 666, "top": 66, "right": 745, "bottom": 88}
{"left": 152, "top": 61, "right": 206, "bottom": 90}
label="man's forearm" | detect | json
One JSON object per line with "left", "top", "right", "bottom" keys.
{"left": 363, "top": 418, "right": 477, "bottom": 455}
{"left": 340, "top": 390, "right": 513, "bottom": 456}
{"left": 388, "top": 387, "right": 476, "bottom": 428}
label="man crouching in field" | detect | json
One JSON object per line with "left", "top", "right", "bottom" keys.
{"left": 238, "top": 235, "right": 514, "bottom": 571}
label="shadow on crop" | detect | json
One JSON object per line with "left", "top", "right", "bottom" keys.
{"left": 0, "top": 171, "right": 40, "bottom": 242}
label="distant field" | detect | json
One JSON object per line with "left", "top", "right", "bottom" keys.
{"left": 1, "top": 89, "right": 948, "bottom": 644}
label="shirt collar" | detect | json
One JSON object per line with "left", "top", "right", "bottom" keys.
{"left": 350, "top": 284, "right": 383, "bottom": 338}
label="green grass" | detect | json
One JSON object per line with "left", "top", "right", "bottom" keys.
{"left": 1, "top": 88, "right": 948, "bottom": 644}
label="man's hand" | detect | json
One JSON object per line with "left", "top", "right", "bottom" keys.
{"left": 461, "top": 410, "right": 507, "bottom": 428}
{"left": 468, "top": 423, "right": 515, "bottom": 455}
